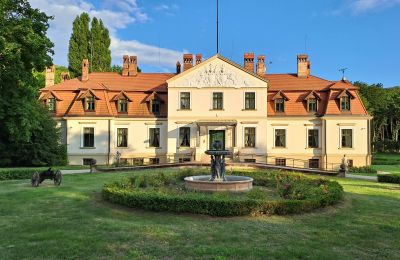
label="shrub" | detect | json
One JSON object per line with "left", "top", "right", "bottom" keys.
{"left": 0, "top": 168, "right": 40, "bottom": 181}
{"left": 377, "top": 173, "right": 400, "bottom": 184}
{"left": 103, "top": 169, "right": 344, "bottom": 217}
{"left": 348, "top": 166, "right": 377, "bottom": 173}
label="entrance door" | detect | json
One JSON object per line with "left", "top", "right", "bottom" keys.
{"left": 209, "top": 130, "right": 225, "bottom": 150}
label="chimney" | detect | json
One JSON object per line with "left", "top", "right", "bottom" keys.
{"left": 45, "top": 65, "right": 55, "bottom": 87}
{"left": 195, "top": 54, "right": 202, "bottom": 65}
{"left": 128, "top": 56, "right": 138, "bottom": 76}
{"left": 183, "top": 54, "right": 193, "bottom": 71}
{"left": 122, "top": 55, "right": 129, "bottom": 76}
{"left": 60, "top": 72, "right": 70, "bottom": 82}
{"left": 244, "top": 53, "right": 255, "bottom": 72}
{"left": 256, "top": 55, "right": 266, "bottom": 75}
{"left": 81, "top": 59, "right": 89, "bottom": 81}
{"left": 297, "top": 54, "right": 310, "bottom": 78}
{"left": 176, "top": 61, "right": 181, "bottom": 74}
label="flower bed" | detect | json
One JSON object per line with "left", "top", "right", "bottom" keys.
{"left": 102, "top": 168, "right": 343, "bottom": 217}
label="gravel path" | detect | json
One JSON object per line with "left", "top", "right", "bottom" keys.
{"left": 346, "top": 173, "right": 377, "bottom": 181}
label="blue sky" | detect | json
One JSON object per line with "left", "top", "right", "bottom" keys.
{"left": 30, "top": 0, "right": 400, "bottom": 86}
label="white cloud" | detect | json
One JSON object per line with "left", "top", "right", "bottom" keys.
{"left": 350, "top": 0, "right": 400, "bottom": 12}
{"left": 29, "top": 0, "right": 185, "bottom": 71}
{"left": 154, "top": 3, "right": 179, "bottom": 16}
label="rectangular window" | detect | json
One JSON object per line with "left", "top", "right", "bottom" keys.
{"left": 179, "top": 157, "right": 191, "bottom": 163}
{"left": 348, "top": 159, "right": 354, "bottom": 167}
{"left": 85, "top": 97, "right": 95, "bottom": 111}
{"left": 245, "top": 92, "right": 256, "bottom": 110}
{"left": 212, "top": 92, "right": 223, "bottom": 110}
{"left": 244, "top": 127, "right": 256, "bottom": 147}
{"left": 341, "top": 96, "right": 351, "bottom": 111}
{"left": 341, "top": 129, "right": 353, "bottom": 148}
{"left": 309, "top": 159, "right": 320, "bottom": 169}
{"left": 149, "top": 128, "right": 160, "bottom": 147}
{"left": 149, "top": 158, "right": 160, "bottom": 164}
{"left": 244, "top": 158, "right": 256, "bottom": 163}
{"left": 47, "top": 98, "right": 56, "bottom": 112}
{"left": 275, "top": 129, "right": 286, "bottom": 147}
{"left": 179, "top": 127, "right": 190, "bottom": 147}
{"left": 83, "top": 158, "right": 94, "bottom": 165}
{"left": 275, "top": 158, "right": 286, "bottom": 166}
{"left": 151, "top": 100, "right": 160, "bottom": 114}
{"left": 83, "top": 127, "right": 94, "bottom": 147}
{"left": 275, "top": 98, "right": 285, "bottom": 112}
{"left": 117, "top": 128, "right": 128, "bottom": 147}
{"left": 308, "top": 98, "right": 317, "bottom": 112}
{"left": 118, "top": 99, "right": 128, "bottom": 113}
{"left": 308, "top": 129, "right": 319, "bottom": 148}
{"left": 180, "top": 92, "right": 191, "bottom": 110}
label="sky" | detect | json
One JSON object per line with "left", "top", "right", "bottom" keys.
{"left": 29, "top": 0, "right": 400, "bottom": 87}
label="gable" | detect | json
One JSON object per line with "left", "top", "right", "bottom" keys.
{"left": 167, "top": 55, "right": 268, "bottom": 89}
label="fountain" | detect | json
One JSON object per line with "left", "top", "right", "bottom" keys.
{"left": 184, "top": 140, "right": 253, "bottom": 192}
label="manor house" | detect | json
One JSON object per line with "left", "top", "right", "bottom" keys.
{"left": 40, "top": 53, "right": 372, "bottom": 169}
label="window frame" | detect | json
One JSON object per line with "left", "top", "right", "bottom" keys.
{"left": 82, "top": 127, "right": 95, "bottom": 148}
{"left": 148, "top": 127, "right": 161, "bottom": 148}
{"left": 340, "top": 96, "right": 351, "bottom": 111}
{"left": 85, "top": 96, "right": 96, "bottom": 111}
{"left": 274, "top": 128, "right": 287, "bottom": 148}
{"left": 151, "top": 99, "right": 161, "bottom": 114}
{"left": 244, "top": 92, "right": 256, "bottom": 110}
{"left": 244, "top": 127, "right": 256, "bottom": 148}
{"left": 179, "top": 92, "right": 191, "bottom": 110}
{"left": 341, "top": 128, "right": 353, "bottom": 148}
{"left": 275, "top": 98, "right": 285, "bottom": 112}
{"left": 212, "top": 91, "right": 224, "bottom": 110}
{"left": 307, "top": 129, "right": 319, "bottom": 148}
{"left": 116, "top": 128, "right": 128, "bottom": 148}
{"left": 178, "top": 127, "right": 191, "bottom": 147}
{"left": 47, "top": 98, "right": 56, "bottom": 112}
{"left": 117, "top": 99, "right": 128, "bottom": 113}
{"left": 307, "top": 98, "right": 318, "bottom": 112}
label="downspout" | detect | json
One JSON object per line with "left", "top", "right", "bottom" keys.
{"left": 107, "top": 119, "right": 111, "bottom": 165}
{"left": 323, "top": 118, "right": 327, "bottom": 170}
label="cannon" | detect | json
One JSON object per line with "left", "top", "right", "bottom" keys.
{"left": 31, "top": 168, "right": 62, "bottom": 187}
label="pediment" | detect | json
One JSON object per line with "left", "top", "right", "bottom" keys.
{"left": 167, "top": 55, "right": 268, "bottom": 89}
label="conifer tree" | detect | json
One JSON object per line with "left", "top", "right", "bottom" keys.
{"left": 89, "top": 18, "right": 111, "bottom": 72}
{"left": 68, "top": 13, "right": 90, "bottom": 77}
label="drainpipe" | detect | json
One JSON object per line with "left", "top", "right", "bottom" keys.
{"left": 323, "top": 118, "right": 327, "bottom": 170}
{"left": 107, "top": 119, "right": 111, "bottom": 165}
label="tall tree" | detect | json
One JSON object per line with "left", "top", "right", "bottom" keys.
{"left": 68, "top": 12, "right": 90, "bottom": 77}
{"left": 89, "top": 17, "right": 111, "bottom": 72}
{"left": 0, "top": 0, "right": 67, "bottom": 166}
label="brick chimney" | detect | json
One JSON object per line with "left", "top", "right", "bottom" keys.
{"left": 256, "top": 55, "right": 266, "bottom": 75}
{"left": 183, "top": 54, "right": 193, "bottom": 71}
{"left": 176, "top": 61, "right": 181, "bottom": 74}
{"left": 122, "top": 55, "right": 129, "bottom": 76}
{"left": 45, "top": 65, "right": 55, "bottom": 87}
{"left": 81, "top": 59, "right": 89, "bottom": 81}
{"left": 60, "top": 72, "right": 70, "bottom": 82}
{"left": 297, "top": 54, "right": 310, "bottom": 78}
{"left": 128, "top": 56, "right": 138, "bottom": 76}
{"left": 195, "top": 54, "right": 202, "bottom": 65}
{"left": 244, "top": 53, "right": 255, "bottom": 72}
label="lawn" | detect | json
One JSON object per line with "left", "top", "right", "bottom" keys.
{"left": 0, "top": 169, "right": 399, "bottom": 259}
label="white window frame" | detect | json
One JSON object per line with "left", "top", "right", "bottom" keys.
{"left": 177, "top": 125, "right": 192, "bottom": 148}
{"left": 243, "top": 91, "right": 257, "bottom": 110}
{"left": 210, "top": 90, "right": 224, "bottom": 110}
{"left": 178, "top": 91, "right": 191, "bottom": 110}
{"left": 116, "top": 127, "right": 129, "bottom": 148}
{"left": 306, "top": 127, "right": 320, "bottom": 149}
{"left": 273, "top": 127, "right": 287, "bottom": 148}
{"left": 147, "top": 126, "right": 161, "bottom": 148}
{"left": 339, "top": 127, "right": 354, "bottom": 149}
{"left": 242, "top": 125, "right": 257, "bottom": 148}
{"left": 81, "top": 125, "right": 96, "bottom": 148}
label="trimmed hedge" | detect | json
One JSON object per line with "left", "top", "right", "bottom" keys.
{"left": 377, "top": 173, "right": 400, "bottom": 184}
{"left": 103, "top": 169, "right": 344, "bottom": 217}
{"left": 348, "top": 166, "right": 377, "bottom": 174}
{"left": 0, "top": 168, "right": 40, "bottom": 181}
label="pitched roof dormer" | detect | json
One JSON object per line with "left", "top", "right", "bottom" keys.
{"left": 271, "top": 90, "right": 290, "bottom": 101}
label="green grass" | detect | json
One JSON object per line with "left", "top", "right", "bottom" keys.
{"left": 1, "top": 169, "right": 400, "bottom": 259}
{"left": 0, "top": 165, "right": 89, "bottom": 171}
{"left": 373, "top": 152, "right": 400, "bottom": 165}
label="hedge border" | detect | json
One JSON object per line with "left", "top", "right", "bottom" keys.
{"left": 102, "top": 170, "right": 344, "bottom": 217}
{"left": 377, "top": 173, "right": 400, "bottom": 184}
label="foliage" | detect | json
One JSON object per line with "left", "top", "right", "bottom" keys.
{"left": 356, "top": 81, "right": 400, "bottom": 152}
{"left": 377, "top": 173, "right": 400, "bottom": 184}
{"left": 0, "top": 0, "right": 67, "bottom": 166}
{"left": 68, "top": 13, "right": 112, "bottom": 77}
{"left": 348, "top": 166, "right": 377, "bottom": 174}
{"left": 103, "top": 169, "right": 343, "bottom": 217}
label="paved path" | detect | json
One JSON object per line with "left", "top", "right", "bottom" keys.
{"left": 60, "top": 169, "right": 90, "bottom": 175}
{"left": 346, "top": 173, "right": 377, "bottom": 181}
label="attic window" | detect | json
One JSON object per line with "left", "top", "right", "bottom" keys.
{"left": 118, "top": 99, "right": 128, "bottom": 113}
{"left": 47, "top": 98, "right": 56, "bottom": 112}
{"left": 151, "top": 99, "right": 160, "bottom": 114}
{"left": 308, "top": 98, "right": 317, "bottom": 112}
{"left": 340, "top": 96, "right": 351, "bottom": 111}
{"left": 275, "top": 98, "right": 285, "bottom": 112}
{"left": 85, "top": 96, "right": 95, "bottom": 111}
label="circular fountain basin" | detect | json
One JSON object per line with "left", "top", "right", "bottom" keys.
{"left": 205, "top": 150, "right": 231, "bottom": 156}
{"left": 184, "top": 175, "right": 253, "bottom": 192}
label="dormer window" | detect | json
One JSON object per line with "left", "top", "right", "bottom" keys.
{"left": 275, "top": 98, "right": 285, "bottom": 112}
{"left": 145, "top": 91, "right": 163, "bottom": 115}
{"left": 85, "top": 96, "right": 95, "bottom": 111}
{"left": 118, "top": 99, "right": 128, "bottom": 113}
{"left": 47, "top": 98, "right": 56, "bottom": 112}
{"left": 341, "top": 96, "right": 350, "bottom": 111}
{"left": 151, "top": 99, "right": 160, "bottom": 114}
{"left": 308, "top": 98, "right": 317, "bottom": 112}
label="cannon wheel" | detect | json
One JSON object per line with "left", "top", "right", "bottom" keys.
{"left": 54, "top": 170, "right": 62, "bottom": 186}
{"left": 31, "top": 171, "right": 40, "bottom": 187}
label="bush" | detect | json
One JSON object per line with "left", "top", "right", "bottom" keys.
{"left": 0, "top": 168, "right": 40, "bottom": 181}
{"left": 102, "top": 169, "right": 344, "bottom": 217}
{"left": 377, "top": 173, "right": 400, "bottom": 184}
{"left": 348, "top": 166, "right": 377, "bottom": 174}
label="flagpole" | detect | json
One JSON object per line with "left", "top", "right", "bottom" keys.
{"left": 217, "top": 0, "right": 219, "bottom": 53}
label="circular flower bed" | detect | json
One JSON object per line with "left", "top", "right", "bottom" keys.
{"left": 102, "top": 168, "right": 343, "bottom": 217}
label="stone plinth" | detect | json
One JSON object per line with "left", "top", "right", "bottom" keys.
{"left": 184, "top": 175, "right": 253, "bottom": 192}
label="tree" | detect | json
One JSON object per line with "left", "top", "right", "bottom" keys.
{"left": 68, "top": 12, "right": 90, "bottom": 77}
{"left": 89, "top": 17, "right": 111, "bottom": 72}
{"left": 0, "top": 0, "right": 67, "bottom": 166}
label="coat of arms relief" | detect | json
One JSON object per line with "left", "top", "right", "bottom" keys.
{"left": 176, "top": 63, "right": 253, "bottom": 88}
